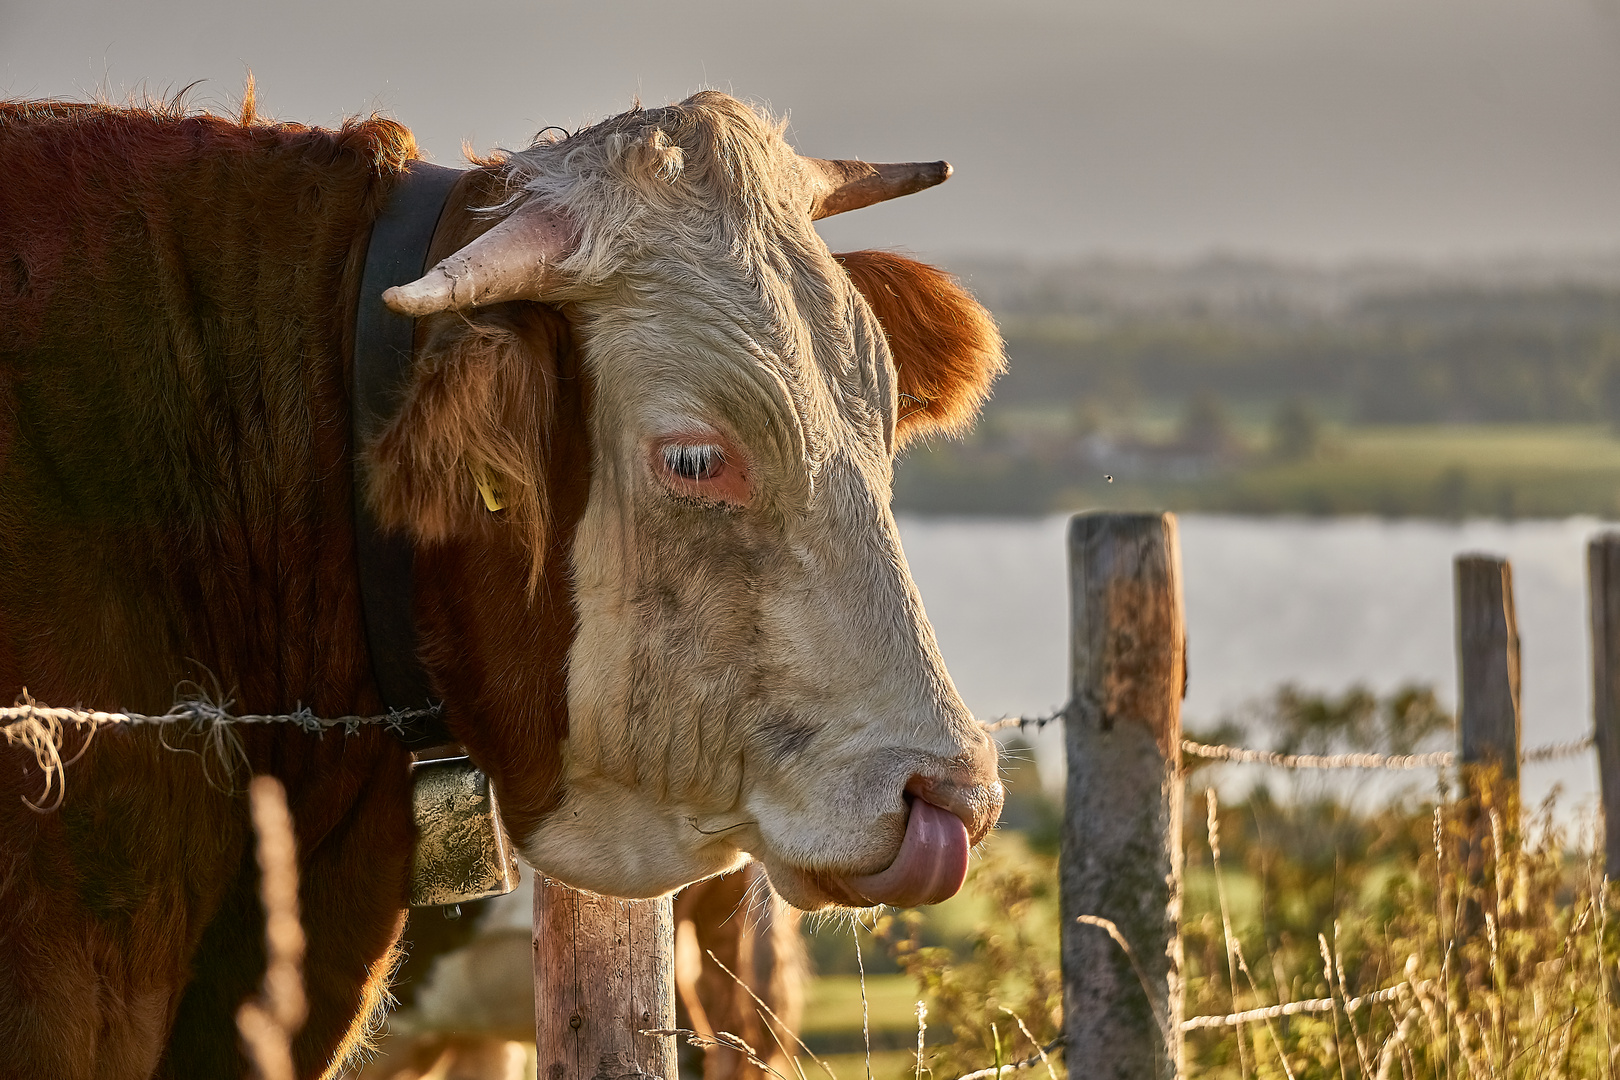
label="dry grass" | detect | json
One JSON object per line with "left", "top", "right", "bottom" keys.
{"left": 1183, "top": 781, "right": 1620, "bottom": 1079}
{"left": 786, "top": 772, "right": 1619, "bottom": 1080}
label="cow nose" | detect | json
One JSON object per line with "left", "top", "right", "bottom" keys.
{"left": 905, "top": 768, "right": 1004, "bottom": 846}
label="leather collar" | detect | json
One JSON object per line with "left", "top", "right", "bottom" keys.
{"left": 352, "top": 160, "right": 463, "bottom": 750}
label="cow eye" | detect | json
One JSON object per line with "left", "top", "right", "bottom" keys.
{"left": 661, "top": 443, "right": 725, "bottom": 481}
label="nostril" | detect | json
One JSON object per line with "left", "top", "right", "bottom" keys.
{"left": 904, "top": 774, "right": 984, "bottom": 837}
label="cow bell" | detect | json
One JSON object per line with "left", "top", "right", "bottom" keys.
{"left": 410, "top": 756, "right": 519, "bottom": 908}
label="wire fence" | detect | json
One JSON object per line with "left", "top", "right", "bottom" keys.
{"left": 983, "top": 709, "right": 1595, "bottom": 769}
{"left": 7, "top": 694, "right": 1602, "bottom": 1055}
{"left": 0, "top": 696, "right": 438, "bottom": 737}
{"left": 1180, "top": 735, "right": 1593, "bottom": 769}
{"left": 987, "top": 700, "right": 1599, "bottom": 1041}
{"left": 1180, "top": 742, "right": 1454, "bottom": 770}
{"left": 1179, "top": 979, "right": 1424, "bottom": 1031}
{"left": 0, "top": 694, "right": 440, "bottom": 811}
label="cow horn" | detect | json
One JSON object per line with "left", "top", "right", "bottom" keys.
{"left": 802, "top": 158, "right": 952, "bottom": 220}
{"left": 383, "top": 201, "right": 577, "bottom": 317}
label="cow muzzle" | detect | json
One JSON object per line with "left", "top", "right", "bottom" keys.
{"left": 823, "top": 764, "right": 1004, "bottom": 909}
{"left": 841, "top": 797, "right": 969, "bottom": 907}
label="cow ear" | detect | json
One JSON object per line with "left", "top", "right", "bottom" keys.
{"left": 836, "top": 250, "right": 1006, "bottom": 447}
{"left": 363, "top": 303, "right": 572, "bottom": 591}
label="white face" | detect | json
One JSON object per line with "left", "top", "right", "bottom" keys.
{"left": 520, "top": 283, "right": 1003, "bottom": 910}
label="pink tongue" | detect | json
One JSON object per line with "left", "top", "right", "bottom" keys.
{"left": 845, "top": 799, "right": 970, "bottom": 907}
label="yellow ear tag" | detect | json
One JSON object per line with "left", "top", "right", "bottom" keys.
{"left": 471, "top": 466, "right": 508, "bottom": 512}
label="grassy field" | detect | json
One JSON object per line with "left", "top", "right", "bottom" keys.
{"left": 814, "top": 1049, "right": 919, "bottom": 1080}
{"left": 797, "top": 831, "right": 1062, "bottom": 1080}
{"left": 787, "top": 696, "right": 1615, "bottom": 1080}
{"left": 802, "top": 973, "right": 926, "bottom": 1054}
{"left": 896, "top": 420, "right": 1620, "bottom": 518}
{"left": 797, "top": 806, "right": 1620, "bottom": 1080}
{"left": 1181, "top": 424, "right": 1620, "bottom": 518}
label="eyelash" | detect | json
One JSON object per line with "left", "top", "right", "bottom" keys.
{"left": 661, "top": 443, "right": 725, "bottom": 481}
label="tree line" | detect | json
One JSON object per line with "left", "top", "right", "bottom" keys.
{"left": 994, "top": 284, "right": 1620, "bottom": 425}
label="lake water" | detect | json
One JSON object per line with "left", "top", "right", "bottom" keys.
{"left": 896, "top": 513, "right": 1618, "bottom": 811}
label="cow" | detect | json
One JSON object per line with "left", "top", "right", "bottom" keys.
{"left": 672, "top": 865, "right": 804, "bottom": 1080}
{"left": 360, "top": 864, "right": 803, "bottom": 1080}
{"left": 0, "top": 88, "right": 1005, "bottom": 1079}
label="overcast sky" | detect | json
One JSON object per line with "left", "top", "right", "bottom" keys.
{"left": 3, "top": 0, "right": 1618, "bottom": 262}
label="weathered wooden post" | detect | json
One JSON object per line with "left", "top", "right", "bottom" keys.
{"left": 534, "top": 880, "right": 676, "bottom": 1080}
{"left": 1061, "top": 512, "right": 1185, "bottom": 1080}
{"left": 1455, "top": 554, "right": 1522, "bottom": 816}
{"left": 1453, "top": 554, "right": 1522, "bottom": 954}
{"left": 1588, "top": 535, "right": 1620, "bottom": 879}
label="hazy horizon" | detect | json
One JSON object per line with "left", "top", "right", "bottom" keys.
{"left": 4, "top": 0, "right": 1619, "bottom": 264}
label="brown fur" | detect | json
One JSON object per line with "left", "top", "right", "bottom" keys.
{"left": 368, "top": 169, "right": 568, "bottom": 592}
{"left": 383, "top": 165, "right": 591, "bottom": 847}
{"left": 0, "top": 95, "right": 995, "bottom": 1080}
{"left": 835, "top": 250, "right": 1006, "bottom": 445}
{"left": 0, "top": 98, "right": 428, "bottom": 1079}
{"left": 372, "top": 872, "right": 802, "bottom": 1080}
{"left": 357, "top": 1033, "right": 528, "bottom": 1080}
{"left": 673, "top": 864, "right": 805, "bottom": 1080}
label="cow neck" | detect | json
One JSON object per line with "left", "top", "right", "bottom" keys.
{"left": 352, "top": 159, "right": 462, "bottom": 751}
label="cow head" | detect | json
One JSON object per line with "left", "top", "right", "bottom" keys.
{"left": 369, "top": 92, "right": 1005, "bottom": 910}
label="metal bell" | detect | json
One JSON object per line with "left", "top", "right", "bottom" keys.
{"left": 409, "top": 755, "right": 519, "bottom": 908}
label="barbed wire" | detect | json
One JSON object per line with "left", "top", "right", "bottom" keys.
{"left": 1523, "top": 735, "right": 1596, "bottom": 763}
{"left": 984, "top": 710, "right": 1595, "bottom": 770}
{"left": 1180, "top": 742, "right": 1454, "bottom": 770}
{"left": 952, "top": 1039, "right": 1066, "bottom": 1080}
{"left": 1181, "top": 736, "right": 1593, "bottom": 770}
{"left": 0, "top": 698, "right": 439, "bottom": 738}
{"left": 982, "top": 710, "right": 1065, "bottom": 733}
{"left": 1181, "top": 980, "right": 1428, "bottom": 1031}
{"left": 0, "top": 693, "right": 441, "bottom": 812}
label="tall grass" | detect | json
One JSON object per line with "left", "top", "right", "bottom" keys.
{"left": 870, "top": 834, "right": 1063, "bottom": 1080}
{"left": 801, "top": 783, "right": 1620, "bottom": 1080}
{"left": 790, "top": 680, "right": 1609, "bottom": 1080}
{"left": 1183, "top": 781, "right": 1618, "bottom": 1080}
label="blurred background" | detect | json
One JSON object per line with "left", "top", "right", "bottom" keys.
{"left": 9, "top": 2, "right": 1620, "bottom": 1075}
{"left": 6, "top": 0, "right": 1620, "bottom": 260}
{"left": 7, "top": 0, "right": 1615, "bottom": 798}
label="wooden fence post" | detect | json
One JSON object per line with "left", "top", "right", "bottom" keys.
{"left": 1061, "top": 512, "right": 1185, "bottom": 1080}
{"left": 1589, "top": 535, "right": 1620, "bottom": 880}
{"left": 534, "top": 880, "right": 676, "bottom": 1080}
{"left": 1453, "top": 554, "right": 1522, "bottom": 955}
{"left": 1454, "top": 554, "right": 1522, "bottom": 814}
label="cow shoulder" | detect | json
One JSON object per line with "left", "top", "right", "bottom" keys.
{"left": 835, "top": 250, "right": 1006, "bottom": 446}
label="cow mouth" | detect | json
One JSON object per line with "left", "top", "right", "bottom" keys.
{"left": 825, "top": 797, "right": 970, "bottom": 908}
